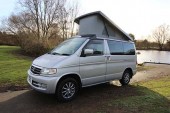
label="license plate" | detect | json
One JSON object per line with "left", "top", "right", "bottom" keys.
{"left": 29, "top": 76, "right": 32, "bottom": 83}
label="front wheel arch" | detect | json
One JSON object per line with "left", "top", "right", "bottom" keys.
{"left": 56, "top": 77, "right": 79, "bottom": 102}
{"left": 56, "top": 74, "right": 82, "bottom": 92}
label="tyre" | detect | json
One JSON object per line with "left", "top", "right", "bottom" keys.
{"left": 56, "top": 78, "right": 79, "bottom": 102}
{"left": 119, "top": 70, "right": 131, "bottom": 85}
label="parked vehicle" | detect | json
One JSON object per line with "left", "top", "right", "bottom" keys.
{"left": 27, "top": 35, "right": 137, "bottom": 102}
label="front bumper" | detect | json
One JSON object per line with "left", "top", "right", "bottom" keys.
{"left": 27, "top": 70, "right": 60, "bottom": 94}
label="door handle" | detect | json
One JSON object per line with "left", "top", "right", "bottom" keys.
{"left": 105, "top": 55, "right": 111, "bottom": 61}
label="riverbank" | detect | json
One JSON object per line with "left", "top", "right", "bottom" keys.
{"left": 133, "top": 63, "right": 170, "bottom": 82}
{"left": 137, "top": 48, "right": 170, "bottom": 51}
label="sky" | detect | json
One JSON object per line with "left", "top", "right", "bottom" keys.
{"left": 0, "top": 0, "right": 170, "bottom": 40}
{"left": 0, "top": 0, "right": 17, "bottom": 19}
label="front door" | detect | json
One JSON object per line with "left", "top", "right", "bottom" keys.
{"left": 80, "top": 39, "right": 106, "bottom": 86}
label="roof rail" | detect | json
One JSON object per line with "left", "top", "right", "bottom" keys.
{"left": 80, "top": 34, "right": 96, "bottom": 38}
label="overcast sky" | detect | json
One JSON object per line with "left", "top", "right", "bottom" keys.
{"left": 0, "top": 0, "right": 170, "bottom": 40}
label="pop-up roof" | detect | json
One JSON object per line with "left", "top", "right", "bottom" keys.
{"left": 75, "top": 11, "right": 132, "bottom": 41}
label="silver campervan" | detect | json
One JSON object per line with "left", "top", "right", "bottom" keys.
{"left": 27, "top": 11, "right": 137, "bottom": 102}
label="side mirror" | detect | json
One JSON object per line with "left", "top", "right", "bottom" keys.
{"left": 84, "top": 49, "right": 94, "bottom": 55}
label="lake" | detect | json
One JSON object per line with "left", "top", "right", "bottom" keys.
{"left": 137, "top": 50, "right": 170, "bottom": 64}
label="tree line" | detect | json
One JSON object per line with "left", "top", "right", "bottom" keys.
{"left": 133, "top": 24, "right": 170, "bottom": 51}
{"left": 135, "top": 39, "right": 170, "bottom": 51}
{"left": 0, "top": 0, "right": 170, "bottom": 56}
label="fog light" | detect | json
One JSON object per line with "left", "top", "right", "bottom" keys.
{"left": 32, "top": 80, "right": 47, "bottom": 89}
{"left": 40, "top": 83, "right": 47, "bottom": 89}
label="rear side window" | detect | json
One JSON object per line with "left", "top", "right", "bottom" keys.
{"left": 123, "top": 43, "right": 135, "bottom": 55}
{"left": 84, "top": 39, "right": 104, "bottom": 56}
{"left": 107, "top": 40, "right": 124, "bottom": 55}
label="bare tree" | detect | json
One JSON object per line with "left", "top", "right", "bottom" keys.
{"left": 68, "top": 1, "right": 79, "bottom": 37}
{"left": 58, "top": 0, "right": 79, "bottom": 40}
{"left": 5, "top": 0, "right": 79, "bottom": 43}
{"left": 6, "top": 0, "right": 67, "bottom": 44}
{"left": 58, "top": 8, "right": 69, "bottom": 40}
{"left": 152, "top": 24, "right": 170, "bottom": 50}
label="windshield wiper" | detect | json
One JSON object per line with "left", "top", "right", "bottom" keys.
{"left": 61, "top": 53, "right": 71, "bottom": 56}
{"left": 50, "top": 52, "right": 61, "bottom": 55}
{"left": 48, "top": 52, "right": 70, "bottom": 56}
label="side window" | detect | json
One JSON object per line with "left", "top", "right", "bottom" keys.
{"left": 123, "top": 43, "right": 135, "bottom": 55}
{"left": 83, "top": 40, "right": 104, "bottom": 56}
{"left": 107, "top": 40, "right": 124, "bottom": 55}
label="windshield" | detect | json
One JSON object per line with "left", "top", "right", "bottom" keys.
{"left": 49, "top": 38, "right": 87, "bottom": 56}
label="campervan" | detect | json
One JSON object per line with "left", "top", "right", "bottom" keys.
{"left": 27, "top": 11, "right": 137, "bottom": 102}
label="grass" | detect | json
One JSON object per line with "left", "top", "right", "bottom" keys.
{"left": 103, "top": 76, "right": 170, "bottom": 113}
{"left": 0, "top": 46, "right": 32, "bottom": 87}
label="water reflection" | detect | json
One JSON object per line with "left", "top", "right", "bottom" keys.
{"left": 137, "top": 50, "right": 170, "bottom": 64}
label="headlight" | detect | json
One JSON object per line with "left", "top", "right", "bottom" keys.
{"left": 41, "top": 68, "right": 57, "bottom": 75}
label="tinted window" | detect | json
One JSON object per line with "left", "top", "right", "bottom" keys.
{"left": 84, "top": 40, "right": 104, "bottom": 56}
{"left": 123, "top": 43, "right": 135, "bottom": 55}
{"left": 107, "top": 40, "right": 124, "bottom": 55}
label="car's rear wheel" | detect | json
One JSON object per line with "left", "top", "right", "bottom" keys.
{"left": 56, "top": 78, "right": 79, "bottom": 102}
{"left": 119, "top": 70, "right": 131, "bottom": 85}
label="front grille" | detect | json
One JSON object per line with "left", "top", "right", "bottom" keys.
{"left": 31, "top": 66, "right": 41, "bottom": 74}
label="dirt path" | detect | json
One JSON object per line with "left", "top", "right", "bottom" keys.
{"left": 0, "top": 63, "right": 170, "bottom": 113}
{"left": 132, "top": 63, "right": 170, "bottom": 82}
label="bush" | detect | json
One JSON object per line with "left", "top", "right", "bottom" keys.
{"left": 0, "top": 31, "right": 64, "bottom": 57}
{"left": 0, "top": 34, "right": 19, "bottom": 46}
{"left": 20, "top": 38, "right": 50, "bottom": 57}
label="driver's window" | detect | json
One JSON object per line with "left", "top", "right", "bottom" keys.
{"left": 84, "top": 39, "right": 104, "bottom": 56}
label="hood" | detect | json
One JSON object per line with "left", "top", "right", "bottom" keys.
{"left": 32, "top": 54, "right": 68, "bottom": 68}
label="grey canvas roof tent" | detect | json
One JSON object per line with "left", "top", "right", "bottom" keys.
{"left": 75, "top": 11, "right": 133, "bottom": 41}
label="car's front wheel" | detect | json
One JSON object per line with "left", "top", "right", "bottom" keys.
{"left": 56, "top": 78, "right": 79, "bottom": 102}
